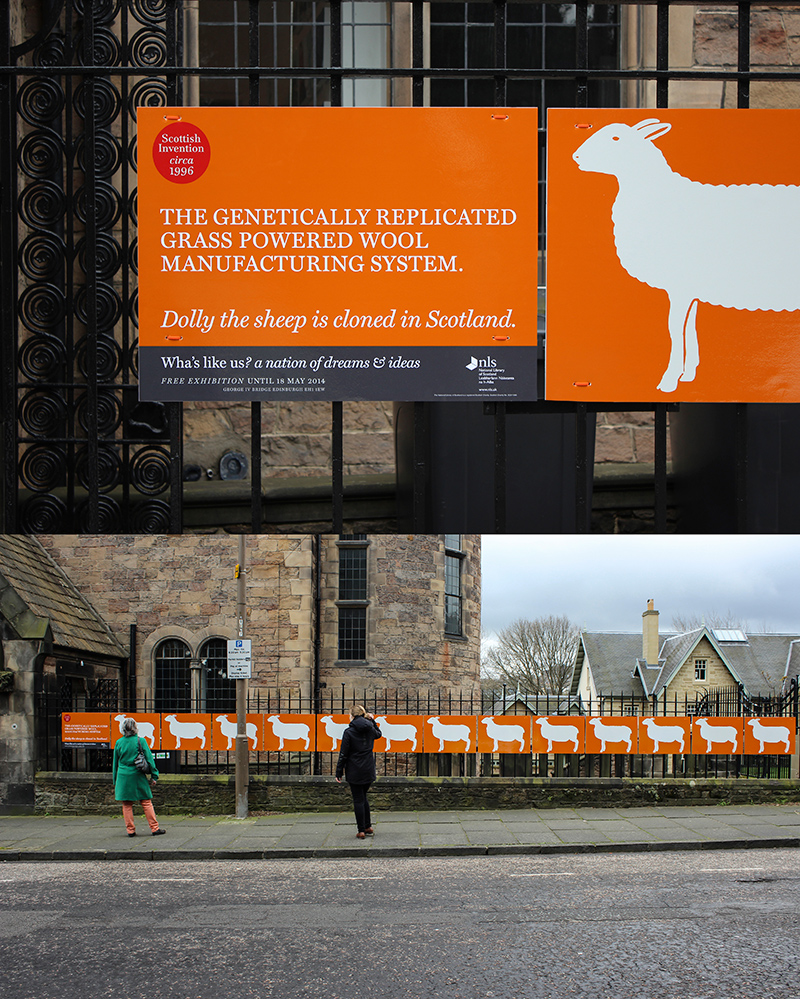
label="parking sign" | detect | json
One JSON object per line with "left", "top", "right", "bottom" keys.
{"left": 227, "top": 639, "right": 252, "bottom": 679}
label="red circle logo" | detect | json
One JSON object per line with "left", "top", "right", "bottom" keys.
{"left": 152, "top": 121, "right": 211, "bottom": 184}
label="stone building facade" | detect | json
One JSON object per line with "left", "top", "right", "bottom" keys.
{"left": 36, "top": 534, "right": 481, "bottom": 708}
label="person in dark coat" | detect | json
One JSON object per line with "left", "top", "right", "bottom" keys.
{"left": 112, "top": 717, "right": 165, "bottom": 837}
{"left": 335, "top": 705, "right": 382, "bottom": 839}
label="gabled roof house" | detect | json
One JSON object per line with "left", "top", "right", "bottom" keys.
{"left": 570, "top": 599, "right": 800, "bottom": 711}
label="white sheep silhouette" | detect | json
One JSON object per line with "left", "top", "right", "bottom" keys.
{"left": 215, "top": 714, "right": 258, "bottom": 750}
{"left": 267, "top": 715, "right": 310, "bottom": 750}
{"left": 319, "top": 715, "right": 349, "bottom": 750}
{"left": 573, "top": 118, "right": 800, "bottom": 393}
{"left": 747, "top": 717, "right": 791, "bottom": 754}
{"left": 114, "top": 714, "right": 156, "bottom": 748}
{"left": 641, "top": 717, "right": 685, "bottom": 753}
{"left": 164, "top": 713, "right": 206, "bottom": 749}
{"left": 588, "top": 717, "right": 633, "bottom": 753}
{"left": 480, "top": 717, "right": 526, "bottom": 752}
{"left": 427, "top": 716, "right": 471, "bottom": 752}
{"left": 694, "top": 717, "right": 738, "bottom": 753}
{"left": 534, "top": 717, "right": 580, "bottom": 753}
{"left": 374, "top": 716, "right": 418, "bottom": 751}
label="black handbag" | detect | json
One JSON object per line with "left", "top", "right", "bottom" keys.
{"left": 133, "top": 737, "right": 151, "bottom": 775}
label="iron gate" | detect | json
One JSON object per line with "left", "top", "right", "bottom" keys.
{"left": 3, "top": 2, "right": 800, "bottom": 535}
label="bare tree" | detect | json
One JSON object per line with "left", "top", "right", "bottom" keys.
{"left": 670, "top": 612, "right": 775, "bottom": 635}
{"left": 670, "top": 611, "right": 748, "bottom": 633}
{"left": 482, "top": 615, "right": 579, "bottom": 694}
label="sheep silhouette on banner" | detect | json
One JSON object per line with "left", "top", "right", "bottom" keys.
{"left": 572, "top": 119, "right": 800, "bottom": 393}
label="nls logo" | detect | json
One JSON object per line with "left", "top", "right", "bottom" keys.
{"left": 466, "top": 355, "right": 498, "bottom": 371}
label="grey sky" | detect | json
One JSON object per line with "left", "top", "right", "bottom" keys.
{"left": 481, "top": 535, "right": 800, "bottom": 637}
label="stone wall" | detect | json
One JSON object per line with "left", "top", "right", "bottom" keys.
{"left": 34, "top": 771, "right": 800, "bottom": 816}
{"left": 34, "top": 535, "right": 481, "bottom": 701}
{"left": 0, "top": 641, "right": 39, "bottom": 813}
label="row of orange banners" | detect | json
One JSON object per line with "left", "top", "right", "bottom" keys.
{"left": 62, "top": 713, "right": 797, "bottom": 757}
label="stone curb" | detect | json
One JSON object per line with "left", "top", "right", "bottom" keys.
{"left": 2, "top": 837, "right": 799, "bottom": 863}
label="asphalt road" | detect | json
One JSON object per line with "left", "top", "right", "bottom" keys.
{"left": 1, "top": 849, "right": 799, "bottom": 999}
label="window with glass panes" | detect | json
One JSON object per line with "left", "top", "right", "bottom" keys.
{"left": 198, "top": 1, "right": 392, "bottom": 108}
{"left": 200, "top": 638, "right": 236, "bottom": 712}
{"left": 154, "top": 639, "right": 191, "bottom": 712}
{"left": 444, "top": 537, "right": 464, "bottom": 637}
{"left": 337, "top": 537, "right": 369, "bottom": 660}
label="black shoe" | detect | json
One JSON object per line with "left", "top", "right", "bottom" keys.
{"left": 128, "top": 832, "right": 136, "bottom": 838}
{"left": 152, "top": 828, "right": 166, "bottom": 836}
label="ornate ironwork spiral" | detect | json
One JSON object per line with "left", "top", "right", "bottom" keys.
{"left": 18, "top": 334, "right": 67, "bottom": 382}
{"left": 74, "top": 286, "right": 123, "bottom": 336}
{"left": 131, "top": 499, "right": 171, "bottom": 533}
{"left": 19, "top": 284, "right": 66, "bottom": 333}
{"left": 20, "top": 494, "right": 67, "bottom": 533}
{"left": 128, "top": 341, "right": 139, "bottom": 379}
{"left": 19, "top": 180, "right": 66, "bottom": 227}
{"left": 74, "top": 27, "right": 122, "bottom": 68}
{"left": 73, "top": 79, "right": 121, "bottom": 128}
{"left": 130, "top": 0, "right": 169, "bottom": 28}
{"left": 76, "top": 389, "right": 123, "bottom": 436}
{"left": 130, "top": 28, "right": 167, "bottom": 67}
{"left": 127, "top": 399, "right": 170, "bottom": 438}
{"left": 128, "top": 188, "right": 138, "bottom": 226}
{"left": 18, "top": 129, "right": 64, "bottom": 179}
{"left": 75, "top": 333, "right": 123, "bottom": 380}
{"left": 131, "top": 445, "right": 170, "bottom": 495}
{"left": 75, "top": 132, "right": 122, "bottom": 178}
{"left": 129, "top": 78, "right": 167, "bottom": 120}
{"left": 20, "top": 444, "right": 67, "bottom": 491}
{"left": 34, "top": 36, "right": 66, "bottom": 69}
{"left": 129, "top": 288, "right": 138, "bottom": 328}
{"left": 17, "top": 78, "right": 65, "bottom": 126}
{"left": 127, "top": 133, "right": 137, "bottom": 171}
{"left": 76, "top": 444, "right": 122, "bottom": 493}
{"left": 76, "top": 232, "right": 122, "bottom": 282}
{"left": 75, "top": 180, "right": 121, "bottom": 228}
{"left": 19, "top": 232, "right": 65, "bottom": 282}
{"left": 77, "top": 495, "right": 122, "bottom": 533}
{"left": 129, "top": 237, "right": 138, "bottom": 275}
{"left": 73, "top": 0, "right": 121, "bottom": 26}
{"left": 18, "top": 389, "right": 67, "bottom": 438}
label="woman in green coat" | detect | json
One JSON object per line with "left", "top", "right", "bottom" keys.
{"left": 112, "top": 717, "right": 165, "bottom": 837}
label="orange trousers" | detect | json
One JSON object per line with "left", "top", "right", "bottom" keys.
{"left": 121, "top": 799, "right": 159, "bottom": 834}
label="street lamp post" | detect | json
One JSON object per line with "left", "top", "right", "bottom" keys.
{"left": 235, "top": 535, "right": 249, "bottom": 818}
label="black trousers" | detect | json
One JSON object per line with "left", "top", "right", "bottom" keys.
{"left": 348, "top": 781, "right": 372, "bottom": 832}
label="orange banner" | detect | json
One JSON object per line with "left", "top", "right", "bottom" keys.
{"left": 210, "top": 713, "right": 264, "bottom": 752}
{"left": 61, "top": 713, "right": 110, "bottom": 744}
{"left": 546, "top": 109, "right": 800, "bottom": 403}
{"left": 743, "top": 717, "right": 797, "bottom": 756}
{"left": 423, "top": 715, "right": 477, "bottom": 754}
{"left": 585, "top": 716, "right": 639, "bottom": 755}
{"left": 373, "top": 715, "right": 424, "bottom": 754}
{"left": 530, "top": 716, "right": 585, "bottom": 755}
{"left": 477, "top": 715, "right": 531, "bottom": 754}
{"left": 159, "top": 713, "right": 212, "bottom": 751}
{"left": 109, "top": 712, "right": 160, "bottom": 749}
{"left": 262, "top": 714, "right": 316, "bottom": 752}
{"left": 137, "top": 107, "right": 539, "bottom": 402}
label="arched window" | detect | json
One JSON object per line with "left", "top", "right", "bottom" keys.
{"left": 200, "top": 638, "right": 235, "bottom": 712}
{"left": 154, "top": 639, "right": 191, "bottom": 712}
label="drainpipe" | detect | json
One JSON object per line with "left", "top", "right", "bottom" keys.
{"left": 128, "top": 624, "right": 137, "bottom": 709}
{"left": 312, "top": 535, "right": 322, "bottom": 775}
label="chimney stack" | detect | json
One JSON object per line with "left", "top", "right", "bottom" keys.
{"left": 643, "top": 598, "right": 659, "bottom": 665}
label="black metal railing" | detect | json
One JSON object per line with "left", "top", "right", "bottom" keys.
{"left": 40, "top": 678, "right": 799, "bottom": 779}
{"left": 4, "top": 2, "right": 800, "bottom": 534}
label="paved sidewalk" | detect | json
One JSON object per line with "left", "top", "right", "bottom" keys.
{"left": 2, "top": 803, "right": 800, "bottom": 861}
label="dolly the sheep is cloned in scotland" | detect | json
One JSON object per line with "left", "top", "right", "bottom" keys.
{"left": 573, "top": 118, "right": 800, "bottom": 393}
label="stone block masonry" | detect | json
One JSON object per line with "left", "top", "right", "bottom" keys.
{"left": 34, "top": 772, "right": 800, "bottom": 817}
